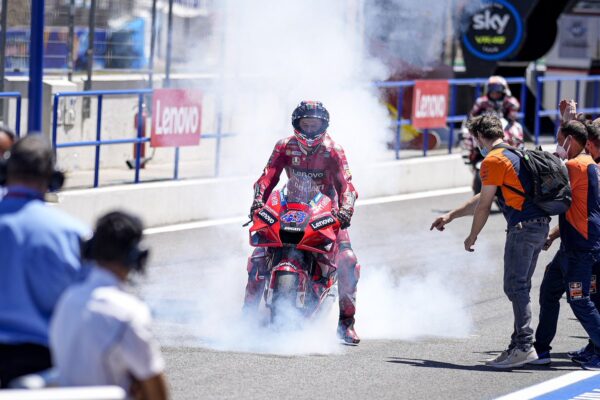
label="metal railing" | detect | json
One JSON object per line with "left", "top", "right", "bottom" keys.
{"left": 534, "top": 75, "right": 600, "bottom": 144}
{"left": 51, "top": 89, "right": 231, "bottom": 188}
{"left": 374, "top": 77, "right": 527, "bottom": 159}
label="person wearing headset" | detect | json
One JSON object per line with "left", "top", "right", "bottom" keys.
{"left": 50, "top": 211, "right": 169, "bottom": 400}
{"left": 0, "top": 135, "right": 88, "bottom": 388}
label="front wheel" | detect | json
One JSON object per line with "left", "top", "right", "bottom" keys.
{"left": 270, "top": 272, "right": 299, "bottom": 327}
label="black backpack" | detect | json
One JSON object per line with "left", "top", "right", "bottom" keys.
{"left": 494, "top": 144, "right": 572, "bottom": 216}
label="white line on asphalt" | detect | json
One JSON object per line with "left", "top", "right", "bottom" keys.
{"left": 144, "top": 186, "right": 472, "bottom": 235}
{"left": 494, "top": 371, "right": 600, "bottom": 400}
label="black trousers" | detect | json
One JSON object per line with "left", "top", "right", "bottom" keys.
{"left": 0, "top": 343, "right": 51, "bottom": 388}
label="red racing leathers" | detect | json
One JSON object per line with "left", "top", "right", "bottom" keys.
{"left": 470, "top": 95, "right": 520, "bottom": 121}
{"left": 244, "top": 134, "right": 361, "bottom": 322}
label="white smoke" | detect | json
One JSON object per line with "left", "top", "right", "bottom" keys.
{"left": 140, "top": 0, "right": 482, "bottom": 355}
{"left": 212, "top": 0, "right": 391, "bottom": 178}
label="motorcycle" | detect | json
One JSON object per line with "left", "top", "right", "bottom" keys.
{"left": 248, "top": 175, "right": 341, "bottom": 326}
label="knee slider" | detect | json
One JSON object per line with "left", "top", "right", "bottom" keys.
{"left": 338, "top": 248, "right": 360, "bottom": 282}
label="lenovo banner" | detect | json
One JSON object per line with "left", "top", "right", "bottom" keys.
{"left": 411, "top": 80, "right": 449, "bottom": 129}
{"left": 151, "top": 89, "right": 202, "bottom": 147}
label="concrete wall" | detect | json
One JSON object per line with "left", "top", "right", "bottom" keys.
{"left": 55, "top": 153, "right": 472, "bottom": 228}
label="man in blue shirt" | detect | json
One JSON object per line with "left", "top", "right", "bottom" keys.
{"left": 0, "top": 135, "right": 88, "bottom": 388}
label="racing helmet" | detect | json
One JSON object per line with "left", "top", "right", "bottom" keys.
{"left": 485, "top": 76, "right": 511, "bottom": 102}
{"left": 292, "top": 100, "right": 329, "bottom": 148}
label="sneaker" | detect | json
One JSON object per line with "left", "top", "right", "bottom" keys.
{"left": 337, "top": 317, "right": 360, "bottom": 344}
{"left": 487, "top": 347, "right": 538, "bottom": 369}
{"left": 485, "top": 349, "right": 511, "bottom": 365}
{"left": 582, "top": 354, "right": 600, "bottom": 371}
{"left": 572, "top": 349, "right": 596, "bottom": 365}
{"left": 569, "top": 342, "right": 594, "bottom": 359}
{"left": 528, "top": 351, "right": 551, "bottom": 365}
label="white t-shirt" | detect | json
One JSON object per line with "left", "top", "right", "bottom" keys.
{"left": 50, "top": 266, "right": 164, "bottom": 391}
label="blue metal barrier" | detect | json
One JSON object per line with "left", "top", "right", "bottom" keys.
{"left": 374, "top": 77, "right": 527, "bottom": 160}
{"left": 51, "top": 89, "right": 231, "bottom": 188}
{"left": 534, "top": 75, "right": 600, "bottom": 145}
{"left": 0, "top": 92, "right": 22, "bottom": 136}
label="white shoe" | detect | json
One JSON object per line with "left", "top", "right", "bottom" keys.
{"left": 488, "top": 348, "right": 538, "bottom": 369}
{"left": 485, "top": 349, "right": 510, "bottom": 365}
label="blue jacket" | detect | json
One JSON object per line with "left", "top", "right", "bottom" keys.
{"left": 0, "top": 186, "right": 89, "bottom": 346}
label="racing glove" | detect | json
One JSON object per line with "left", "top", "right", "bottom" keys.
{"left": 249, "top": 198, "right": 264, "bottom": 218}
{"left": 335, "top": 207, "right": 353, "bottom": 230}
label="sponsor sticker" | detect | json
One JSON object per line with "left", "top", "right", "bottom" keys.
{"left": 257, "top": 209, "right": 277, "bottom": 226}
{"left": 569, "top": 282, "right": 583, "bottom": 300}
{"left": 292, "top": 156, "right": 301, "bottom": 166}
{"left": 291, "top": 169, "right": 325, "bottom": 179}
{"left": 281, "top": 211, "right": 307, "bottom": 224}
{"left": 281, "top": 226, "right": 303, "bottom": 232}
{"left": 310, "top": 215, "right": 336, "bottom": 230}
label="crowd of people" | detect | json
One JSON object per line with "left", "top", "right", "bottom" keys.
{"left": 0, "top": 134, "right": 169, "bottom": 399}
{"left": 432, "top": 98, "right": 600, "bottom": 369}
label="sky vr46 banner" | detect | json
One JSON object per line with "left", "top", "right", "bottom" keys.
{"left": 462, "top": 0, "right": 524, "bottom": 61}
{"left": 151, "top": 89, "right": 203, "bottom": 147}
{"left": 411, "top": 80, "right": 449, "bottom": 129}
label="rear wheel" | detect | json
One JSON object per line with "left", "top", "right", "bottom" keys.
{"left": 270, "top": 272, "right": 299, "bottom": 327}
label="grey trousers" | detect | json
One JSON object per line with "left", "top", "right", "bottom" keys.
{"left": 504, "top": 220, "right": 549, "bottom": 351}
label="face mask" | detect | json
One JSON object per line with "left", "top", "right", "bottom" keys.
{"left": 478, "top": 145, "right": 489, "bottom": 157}
{"left": 555, "top": 137, "right": 571, "bottom": 160}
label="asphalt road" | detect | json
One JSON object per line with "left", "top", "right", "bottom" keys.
{"left": 139, "top": 191, "right": 588, "bottom": 400}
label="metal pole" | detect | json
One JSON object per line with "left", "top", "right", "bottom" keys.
{"left": 67, "top": 0, "right": 75, "bottom": 81}
{"left": 93, "top": 94, "right": 102, "bottom": 188}
{"left": 0, "top": 0, "right": 9, "bottom": 93}
{"left": 28, "top": 0, "right": 45, "bottom": 132}
{"left": 165, "top": 0, "right": 174, "bottom": 86}
{"left": 85, "top": 0, "right": 96, "bottom": 90}
{"left": 165, "top": 0, "right": 179, "bottom": 179}
{"left": 83, "top": 0, "right": 96, "bottom": 118}
{"left": 148, "top": 0, "right": 157, "bottom": 90}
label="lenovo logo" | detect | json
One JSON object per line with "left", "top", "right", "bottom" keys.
{"left": 310, "top": 216, "right": 335, "bottom": 230}
{"left": 258, "top": 209, "right": 276, "bottom": 226}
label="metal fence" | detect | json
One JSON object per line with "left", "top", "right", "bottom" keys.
{"left": 534, "top": 75, "right": 600, "bottom": 144}
{"left": 2, "top": 74, "right": 599, "bottom": 188}
{"left": 51, "top": 88, "right": 231, "bottom": 188}
{"left": 373, "top": 77, "right": 527, "bottom": 159}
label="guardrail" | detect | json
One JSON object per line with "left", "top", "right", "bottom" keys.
{"left": 374, "top": 77, "right": 527, "bottom": 160}
{"left": 51, "top": 89, "right": 232, "bottom": 188}
{"left": 534, "top": 75, "right": 600, "bottom": 145}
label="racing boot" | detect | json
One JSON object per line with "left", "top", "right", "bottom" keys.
{"left": 338, "top": 316, "right": 360, "bottom": 344}
{"left": 242, "top": 248, "right": 269, "bottom": 316}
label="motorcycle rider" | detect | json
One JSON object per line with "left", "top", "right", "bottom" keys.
{"left": 470, "top": 75, "right": 520, "bottom": 122}
{"left": 243, "top": 100, "right": 361, "bottom": 344}
{"left": 463, "top": 76, "right": 523, "bottom": 195}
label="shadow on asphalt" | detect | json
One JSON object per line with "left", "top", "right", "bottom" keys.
{"left": 386, "top": 357, "right": 529, "bottom": 373}
{"left": 387, "top": 353, "right": 581, "bottom": 372}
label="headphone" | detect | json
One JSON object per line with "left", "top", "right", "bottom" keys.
{"left": 81, "top": 236, "right": 150, "bottom": 273}
{"left": 0, "top": 153, "right": 65, "bottom": 192}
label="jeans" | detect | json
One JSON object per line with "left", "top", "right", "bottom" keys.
{"left": 504, "top": 220, "right": 549, "bottom": 351}
{"left": 535, "top": 246, "right": 600, "bottom": 353}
